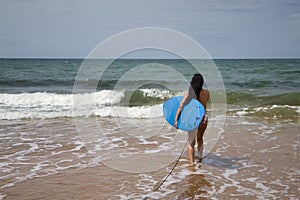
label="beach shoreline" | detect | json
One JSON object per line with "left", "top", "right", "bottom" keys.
{"left": 1, "top": 115, "right": 299, "bottom": 199}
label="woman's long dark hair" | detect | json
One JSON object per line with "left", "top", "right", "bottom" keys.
{"left": 186, "top": 73, "right": 204, "bottom": 103}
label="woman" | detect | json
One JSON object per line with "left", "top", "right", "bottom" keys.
{"left": 175, "top": 73, "right": 210, "bottom": 164}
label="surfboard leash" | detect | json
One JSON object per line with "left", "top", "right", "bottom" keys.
{"left": 153, "top": 138, "right": 189, "bottom": 192}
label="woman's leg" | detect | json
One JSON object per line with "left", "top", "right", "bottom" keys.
{"left": 188, "top": 130, "right": 197, "bottom": 164}
{"left": 197, "top": 120, "right": 208, "bottom": 162}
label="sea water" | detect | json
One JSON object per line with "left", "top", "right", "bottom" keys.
{"left": 0, "top": 59, "right": 299, "bottom": 120}
{"left": 0, "top": 59, "right": 299, "bottom": 199}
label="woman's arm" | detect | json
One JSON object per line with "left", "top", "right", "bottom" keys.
{"left": 174, "top": 92, "right": 189, "bottom": 129}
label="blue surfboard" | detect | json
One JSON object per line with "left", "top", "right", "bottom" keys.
{"left": 163, "top": 96, "right": 205, "bottom": 131}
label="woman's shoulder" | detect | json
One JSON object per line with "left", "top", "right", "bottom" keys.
{"left": 201, "top": 89, "right": 210, "bottom": 94}
{"left": 200, "top": 89, "right": 210, "bottom": 99}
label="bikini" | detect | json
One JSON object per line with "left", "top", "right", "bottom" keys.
{"left": 201, "top": 112, "right": 208, "bottom": 125}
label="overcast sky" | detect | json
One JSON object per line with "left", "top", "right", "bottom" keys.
{"left": 0, "top": 0, "right": 299, "bottom": 58}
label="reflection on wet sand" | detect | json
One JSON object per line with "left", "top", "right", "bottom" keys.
{"left": 178, "top": 154, "right": 246, "bottom": 199}
{"left": 179, "top": 166, "right": 212, "bottom": 199}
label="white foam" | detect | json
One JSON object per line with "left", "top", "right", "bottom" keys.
{"left": 140, "top": 88, "right": 176, "bottom": 99}
{"left": 232, "top": 105, "right": 300, "bottom": 118}
{"left": 235, "top": 108, "right": 249, "bottom": 116}
{"left": 0, "top": 91, "right": 121, "bottom": 119}
{"left": 0, "top": 193, "right": 6, "bottom": 200}
{"left": 94, "top": 104, "right": 163, "bottom": 119}
{"left": 0, "top": 90, "right": 170, "bottom": 119}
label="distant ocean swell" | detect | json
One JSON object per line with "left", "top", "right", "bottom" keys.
{"left": 0, "top": 79, "right": 75, "bottom": 88}
{"left": 226, "top": 91, "right": 300, "bottom": 106}
{"left": 0, "top": 89, "right": 299, "bottom": 120}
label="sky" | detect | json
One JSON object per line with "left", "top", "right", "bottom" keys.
{"left": 0, "top": 0, "right": 300, "bottom": 58}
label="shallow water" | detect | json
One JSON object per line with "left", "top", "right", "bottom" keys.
{"left": 0, "top": 115, "right": 299, "bottom": 199}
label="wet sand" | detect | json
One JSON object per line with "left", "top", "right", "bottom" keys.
{"left": 0, "top": 116, "right": 299, "bottom": 199}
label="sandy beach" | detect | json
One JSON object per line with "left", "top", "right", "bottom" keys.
{"left": 1, "top": 114, "right": 299, "bottom": 199}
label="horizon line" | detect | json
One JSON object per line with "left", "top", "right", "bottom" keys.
{"left": 0, "top": 56, "right": 299, "bottom": 60}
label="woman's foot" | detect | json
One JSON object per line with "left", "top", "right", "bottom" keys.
{"left": 198, "top": 158, "right": 202, "bottom": 163}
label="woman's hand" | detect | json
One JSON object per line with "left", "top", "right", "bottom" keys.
{"left": 175, "top": 120, "right": 178, "bottom": 129}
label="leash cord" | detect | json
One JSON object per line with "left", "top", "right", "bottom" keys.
{"left": 153, "top": 138, "right": 188, "bottom": 192}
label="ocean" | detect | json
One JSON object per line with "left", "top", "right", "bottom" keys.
{"left": 0, "top": 58, "right": 299, "bottom": 199}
